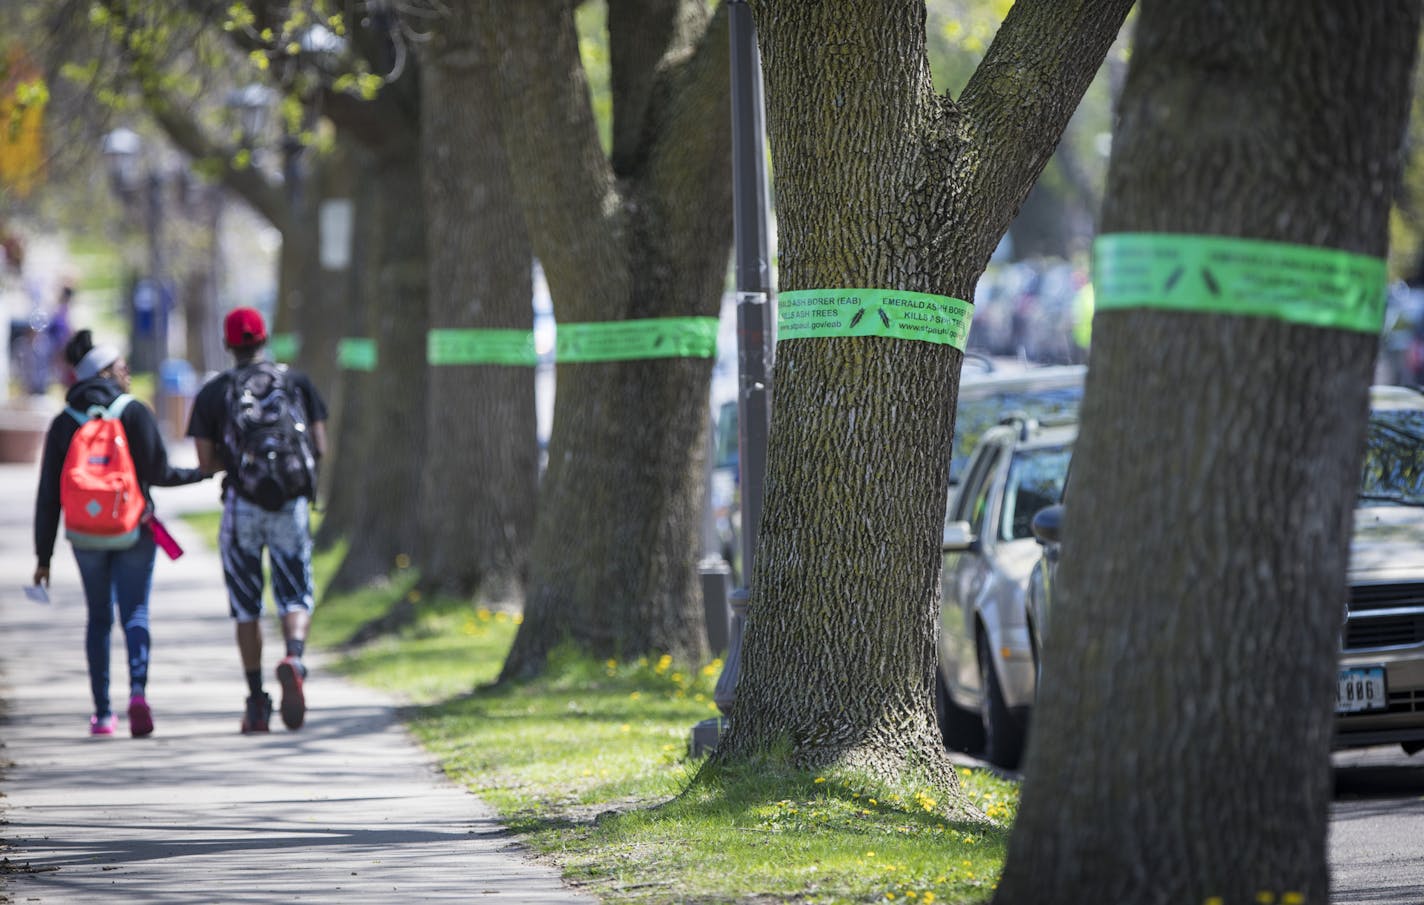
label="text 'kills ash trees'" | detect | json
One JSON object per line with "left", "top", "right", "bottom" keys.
{"left": 709, "top": 0, "right": 1132, "bottom": 805}
{"left": 995, "top": 3, "right": 1421, "bottom": 903}
{"left": 482, "top": 1, "right": 735, "bottom": 678}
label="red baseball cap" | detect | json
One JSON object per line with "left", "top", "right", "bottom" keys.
{"left": 223, "top": 307, "right": 268, "bottom": 348}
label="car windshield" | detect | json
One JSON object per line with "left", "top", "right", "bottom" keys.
{"left": 1001, "top": 444, "right": 1073, "bottom": 540}
{"left": 951, "top": 387, "right": 1083, "bottom": 482}
{"left": 1360, "top": 408, "right": 1424, "bottom": 506}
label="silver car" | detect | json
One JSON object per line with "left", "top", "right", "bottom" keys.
{"left": 1027, "top": 384, "right": 1424, "bottom": 755}
{"left": 939, "top": 416, "right": 1075, "bottom": 769}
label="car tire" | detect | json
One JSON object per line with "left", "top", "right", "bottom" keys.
{"left": 978, "top": 633, "right": 1026, "bottom": 770}
{"left": 935, "top": 669, "right": 985, "bottom": 754}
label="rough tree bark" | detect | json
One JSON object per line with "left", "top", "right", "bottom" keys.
{"left": 313, "top": 148, "right": 376, "bottom": 551}
{"left": 481, "top": 0, "right": 734, "bottom": 676}
{"left": 995, "top": 3, "right": 1420, "bottom": 902}
{"left": 413, "top": 3, "right": 537, "bottom": 603}
{"left": 325, "top": 140, "right": 429, "bottom": 591}
{"left": 708, "top": 0, "right": 1131, "bottom": 798}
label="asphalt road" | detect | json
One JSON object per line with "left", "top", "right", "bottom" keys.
{"left": 1330, "top": 745, "right": 1424, "bottom": 904}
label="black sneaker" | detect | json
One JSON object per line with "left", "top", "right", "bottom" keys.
{"left": 276, "top": 657, "right": 306, "bottom": 730}
{"left": 241, "top": 693, "right": 273, "bottom": 734}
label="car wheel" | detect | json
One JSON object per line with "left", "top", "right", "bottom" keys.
{"left": 978, "top": 633, "right": 1026, "bottom": 770}
{"left": 935, "top": 669, "right": 985, "bottom": 754}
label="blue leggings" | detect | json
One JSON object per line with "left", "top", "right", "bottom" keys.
{"left": 73, "top": 531, "right": 157, "bottom": 718}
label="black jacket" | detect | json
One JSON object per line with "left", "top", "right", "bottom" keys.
{"left": 34, "top": 377, "right": 206, "bottom": 567}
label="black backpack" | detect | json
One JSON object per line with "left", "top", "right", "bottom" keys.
{"left": 223, "top": 361, "right": 317, "bottom": 511}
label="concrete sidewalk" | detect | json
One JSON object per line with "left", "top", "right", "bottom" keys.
{"left": 0, "top": 460, "right": 594, "bottom": 904}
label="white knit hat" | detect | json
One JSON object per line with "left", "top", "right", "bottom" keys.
{"left": 75, "top": 345, "right": 121, "bottom": 381}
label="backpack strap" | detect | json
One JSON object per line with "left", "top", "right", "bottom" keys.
{"left": 106, "top": 394, "right": 134, "bottom": 418}
{"left": 64, "top": 393, "right": 134, "bottom": 424}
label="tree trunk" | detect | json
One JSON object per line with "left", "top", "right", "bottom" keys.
{"left": 710, "top": 0, "right": 1131, "bottom": 796}
{"left": 314, "top": 150, "right": 377, "bottom": 551}
{"left": 482, "top": 0, "right": 733, "bottom": 676}
{"left": 415, "top": 4, "right": 538, "bottom": 604}
{"left": 995, "top": 3, "right": 1420, "bottom": 902}
{"left": 327, "top": 145, "right": 430, "bottom": 591}
{"left": 505, "top": 353, "right": 718, "bottom": 673}
{"left": 294, "top": 141, "right": 360, "bottom": 513}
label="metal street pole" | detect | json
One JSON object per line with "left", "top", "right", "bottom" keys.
{"left": 693, "top": 0, "right": 773, "bottom": 756}
{"left": 145, "top": 171, "right": 167, "bottom": 433}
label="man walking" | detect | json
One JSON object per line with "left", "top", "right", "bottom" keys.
{"left": 187, "top": 308, "right": 328, "bottom": 733}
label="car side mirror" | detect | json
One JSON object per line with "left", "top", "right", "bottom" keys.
{"left": 1030, "top": 504, "right": 1063, "bottom": 545}
{"left": 943, "top": 520, "right": 977, "bottom": 552}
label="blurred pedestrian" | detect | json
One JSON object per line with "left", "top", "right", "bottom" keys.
{"left": 186, "top": 307, "right": 328, "bottom": 734}
{"left": 48, "top": 281, "right": 74, "bottom": 385}
{"left": 32, "top": 330, "right": 209, "bottom": 736}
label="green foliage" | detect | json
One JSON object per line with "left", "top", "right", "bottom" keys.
{"left": 575, "top": 0, "right": 612, "bottom": 154}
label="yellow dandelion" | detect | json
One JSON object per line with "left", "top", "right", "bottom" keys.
{"left": 866, "top": 851, "right": 876, "bottom": 858}
{"left": 629, "top": 691, "right": 641, "bottom": 700}
{"left": 1282, "top": 896, "right": 1305, "bottom": 905}
{"left": 814, "top": 777, "right": 826, "bottom": 784}
{"left": 869, "top": 798, "right": 877, "bottom": 806}
{"left": 395, "top": 553, "right": 411, "bottom": 569}
{"left": 606, "top": 659, "right": 618, "bottom": 669}
{"left": 619, "top": 724, "right": 631, "bottom": 733}
{"left": 923, "top": 894, "right": 936, "bottom": 904}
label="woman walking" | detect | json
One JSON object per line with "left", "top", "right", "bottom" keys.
{"left": 32, "top": 330, "right": 208, "bottom": 736}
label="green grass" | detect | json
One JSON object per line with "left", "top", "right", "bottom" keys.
{"left": 178, "top": 511, "right": 1020, "bottom": 903}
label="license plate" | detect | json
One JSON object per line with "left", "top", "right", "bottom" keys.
{"left": 1337, "top": 666, "right": 1388, "bottom": 714}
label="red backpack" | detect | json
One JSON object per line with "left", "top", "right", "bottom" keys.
{"left": 60, "top": 394, "right": 146, "bottom": 549}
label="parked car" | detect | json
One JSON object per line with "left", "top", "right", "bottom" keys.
{"left": 937, "top": 414, "right": 1076, "bottom": 768}
{"left": 1027, "top": 384, "right": 1424, "bottom": 755}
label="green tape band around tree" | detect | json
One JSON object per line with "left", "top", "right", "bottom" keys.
{"left": 268, "top": 332, "right": 301, "bottom": 361}
{"left": 427, "top": 329, "right": 538, "bottom": 366}
{"left": 555, "top": 317, "right": 719, "bottom": 363}
{"left": 776, "top": 289, "right": 974, "bottom": 351}
{"left": 336, "top": 337, "right": 377, "bottom": 371}
{"left": 1093, "top": 233, "right": 1387, "bottom": 334}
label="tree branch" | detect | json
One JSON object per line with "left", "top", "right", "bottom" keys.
{"left": 607, "top": 0, "right": 697, "bottom": 176}
{"left": 146, "top": 92, "right": 291, "bottom": 232}
{"left": 634, "top": 4, "right": 731, "bottom": 287}
{"left": 480, "top": 0, "right": 626, "bottom": 320}
{"left": 956, "top": 0, "right": 1132, "bottom": 245}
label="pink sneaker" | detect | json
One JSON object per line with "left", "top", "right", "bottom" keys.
{"left": 128, "top": 694, "right": 154, "bottom": 737}
{"left": 90, "top": 713, "right": 118, "bottom": 736}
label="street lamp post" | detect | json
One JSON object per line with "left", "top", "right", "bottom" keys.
{"left": 101, "top": 128, "right": 167, "bottom": 427}
{"left": 691, "top": 0, "right": 774, "bottom": 757}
